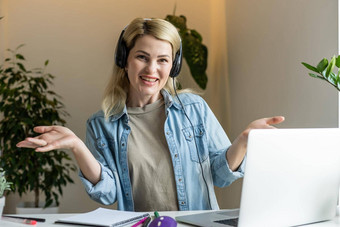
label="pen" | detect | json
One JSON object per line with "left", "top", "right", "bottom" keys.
{"left": 2, "top": 216, "right": 37, "bottom": 225}
{"left": 131, "top": 216, "right": 148, "bottom": 227}
{"left": 141, "top": 216, "right": 151, "bottom": 227}
{"left": 154, "top": 211, "right": 160, "bottom": 218}
{"left": 3, "top": 215, "right": 46, "bottom": 222}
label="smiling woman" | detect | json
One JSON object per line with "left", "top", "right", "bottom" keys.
{"left": 16, "top": 17, "right": 284, "bottom": 212}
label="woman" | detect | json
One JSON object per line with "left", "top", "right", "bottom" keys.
{"left": 17, "top": 18, "right": 284, "bottom": 211}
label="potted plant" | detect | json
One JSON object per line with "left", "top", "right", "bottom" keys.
{"left": 165, "top": 14, "right": 208, "bottom": 90}
{"left": 302, "top": 55, "right": 340, "bottom": 91}
{"left": 0, "top": 45, "right": 76, "bottom": 212}
{"left": 0, "top": 167, "right": 12, "bottom": 215}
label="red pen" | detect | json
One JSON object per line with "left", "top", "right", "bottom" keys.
{"left": 2, "top": 216, "right": 37, "bottom": 225}
{"left": 131, "top": 216, "right": 148, "bottom": 227}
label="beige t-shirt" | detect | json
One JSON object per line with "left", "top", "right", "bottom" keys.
{"left": 127, "top": 99, "right": 179, "bottom": 212}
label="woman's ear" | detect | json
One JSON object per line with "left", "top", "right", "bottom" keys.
{"left": 124, "top": 63, "right": 128, "bottom": 72}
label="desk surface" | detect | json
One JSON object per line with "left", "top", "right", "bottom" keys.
{"left": 2, "top": 210, "right": 340, "bottom": 226}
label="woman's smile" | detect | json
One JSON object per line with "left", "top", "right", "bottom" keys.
{"left": 140, "top": 75, "right": 158, "bottom": 83}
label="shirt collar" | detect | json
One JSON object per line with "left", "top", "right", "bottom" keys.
{"left": 161, "top": 89, "right": 181, "bottom": 109}
{"left": 109, "top": 89, "right": 181, "bottom": 122}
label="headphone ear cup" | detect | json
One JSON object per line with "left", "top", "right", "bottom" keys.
{"left": 115, "top": 30, "right": 127, "bottom": 68}
{"left": 169, "top": 43, "right": 183, "bottom": 78}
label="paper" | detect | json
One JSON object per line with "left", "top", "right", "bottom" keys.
{"left": 55, "top": 207, "right": 149, "bottom": 227}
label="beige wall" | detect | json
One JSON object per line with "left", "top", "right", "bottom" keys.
{"left": 226, "top": 0, "right": 338, "bottom": 139}
{"left": 0, "top": 0, "right": 338, "bottom": 213}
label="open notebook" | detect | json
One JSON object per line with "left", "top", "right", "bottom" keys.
{"left": 55, "top": 207, "right": 149, "bottom": 227}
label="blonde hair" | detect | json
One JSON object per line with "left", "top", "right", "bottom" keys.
{"left": 102, "top": 18, "right": 185, "bottom": 118}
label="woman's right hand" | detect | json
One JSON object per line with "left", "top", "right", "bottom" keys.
{"left": 16, "top": 126, "right": 82, "bottom": 153}
{"left": 17, "top": 125, "right": 102, "bottom": 184}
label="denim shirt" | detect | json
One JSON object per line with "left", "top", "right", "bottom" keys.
{"left": 79, "top": 90, "right": 245, "bottom": 211}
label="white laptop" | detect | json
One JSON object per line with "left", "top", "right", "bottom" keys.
{"left": 176, "top": 128, "right": 340, "bottom": 227}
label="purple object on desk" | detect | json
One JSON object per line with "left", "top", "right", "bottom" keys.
{"left": 149, "top": 216, "right": 177, "bottom": 227}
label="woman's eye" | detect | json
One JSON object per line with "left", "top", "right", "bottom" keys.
{"left": 159, "top": 58, "right": 169, "bottom": 63}
{"left": 137, "top": 55, "right": 147, "bottom": 60}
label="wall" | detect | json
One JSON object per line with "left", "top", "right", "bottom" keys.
{"left": 226, "top": 0, "right": 338, "bottom": 137}
{"left": 220, "top": 0, "right": 338, "bottom": 208}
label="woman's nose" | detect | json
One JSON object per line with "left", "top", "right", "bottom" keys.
{"left": 145, "top": 60, "right": 157, "bottom": 74}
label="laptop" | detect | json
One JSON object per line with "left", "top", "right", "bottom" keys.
{"left": 176, "top": 128, "right": 340, "bottom": 227}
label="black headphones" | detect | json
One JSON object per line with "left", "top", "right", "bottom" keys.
{"left": 114, "top": 25, "right": 183, "bottom": 78}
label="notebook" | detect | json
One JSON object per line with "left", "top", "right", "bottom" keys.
{"left": 55, "top": 207, "right": 149, "bottom": 227}
{"left": 176, "top": 128, "right": 340, "bottom": 227}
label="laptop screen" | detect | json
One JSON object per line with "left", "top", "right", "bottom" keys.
{"left": 238, "top": 128, "right": 340, "bottom": 227}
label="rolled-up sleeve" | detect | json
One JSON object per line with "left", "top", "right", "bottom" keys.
{"left": 78, "top": 119, "right": 118, "bottom": 205}
{"left": 201, "top": 98, "right": 245, "bottom": 187}
{"left": 211, "top": 148, "right": 245, "bottom": 187}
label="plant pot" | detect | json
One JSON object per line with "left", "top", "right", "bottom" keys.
{"left": 0, "top": 197, "right": 5, "bottom": 215}
{"left": 16, "top": 202, "right": 59, "bottom": 214}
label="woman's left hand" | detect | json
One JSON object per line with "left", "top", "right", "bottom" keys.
{"left": 227, "top": 116, "right": 285, "bottom": 171}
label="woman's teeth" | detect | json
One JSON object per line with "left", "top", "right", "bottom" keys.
{"left": 141, "top": 76, "right": 157, "bottom": 82}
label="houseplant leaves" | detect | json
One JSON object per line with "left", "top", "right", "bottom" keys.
{"left": 165, "top": 15, "right": 208, "bottom": 89}
{"left": 0, "top": 45, "right": 76, "bottom": 208}
{"left": 302, "top": 55, "right": 340, "bottom": 91}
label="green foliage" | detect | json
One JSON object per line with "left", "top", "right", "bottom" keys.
{"left": 165, "top": 15, "right": 208, "bottom": 90}
{"left": 0, "top": 168, "right": 12, "bottom": 198}
{"left": 0, "top": 45, "right": 76, "bottom": 208}
{"left": 302, "top": 55, "right": 340, "bottom": 91}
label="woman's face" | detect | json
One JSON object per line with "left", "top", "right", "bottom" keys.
{"left": 125, "top": 34, "right": 173, "bottom": 107}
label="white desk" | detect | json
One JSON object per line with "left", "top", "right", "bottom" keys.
{"left": 1, "top": 210, "right": 340, "bottom": 226}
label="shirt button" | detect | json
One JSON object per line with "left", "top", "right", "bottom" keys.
{"left": 101, "top": 143, "right": 105, "bottom": 147}
{"left": 166, "top": 131, "right": 170, "bottom": 135}
{"left": 122, "top": 143, "right": 125, "bottom": 147}
{"left": 126, "top": 193, "right": 129, "bottom": 197}
{"left": 189, "top": 135, "right": 192, "bottom": 138}
{"left": 181, "top": 201, "right": 185, "bottom": 205}
{"left": 174, "top": 154, "right": 178, "bottom": 158}
{"left": 178, "top": 178, "right": 182, "bottom": 182}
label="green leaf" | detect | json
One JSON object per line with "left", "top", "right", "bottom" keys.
{"left": 327, "top": 72, "right": 337, "bottom": 85}
{"left": 16, "top": 54, "right": 25, "bottom": 60}
{"left": 316, "top": 58, "right": 328, "bottom": 73}
{"left": 190, "top": 29, "right": 202, "bottom": 42}
{"left": 165, "top": 15, "right": 187, "bottom": 32}
{"left": 325, "top": 56, "right": 336, "bottom": 78}
{"left": 15, "top": 44, "right": 25, "bottom": 50}
{"left": 17, "top": 63, "right": 26, "bottom": 72}
{"left": 44, "top": 60, "right": 49, "bottom": 66}
{"left": 301, "top": 62, "right": 319, "bottom": 73}
{"left": 308, "top": 73, "right": 324, "bottom": 80}
{"left": 336, "top": 56, "right": 340, "bottom": 68}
